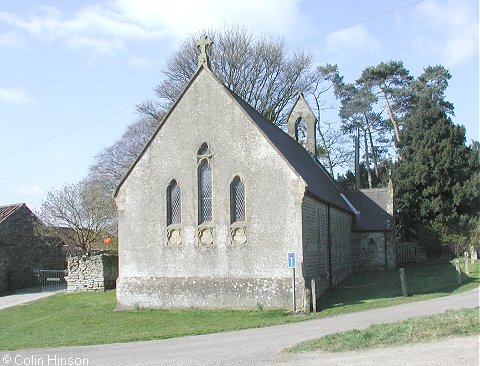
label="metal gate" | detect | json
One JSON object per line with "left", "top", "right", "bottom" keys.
{"left": 34, "top": 269, "right": 67, "bottom": 292}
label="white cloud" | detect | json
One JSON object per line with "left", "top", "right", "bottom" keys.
{"left": 0, "top": 31, "right": 25, "bottom": 47}
{"left": 325, "top": 24, "right": 380, "bottom": 56}
{"left": 0, "top": 0, "right": 306, "bottom": 55}
{"left": 414, "top": 0, "right": 478, "bottom": 67}
{"left": 114, "top": 0, "right": 306, "bottom": 39}
{"left": 0, "top": 4, "right": 160, "bottom": 53}
{"left": 66, "top": 36, "right": 124, "bottom": 55}
{"left": 16, "top": 185, "right": 43, "bottom": 197}
{"left": 0, "top": 87, "right": 32, "bottom": 104}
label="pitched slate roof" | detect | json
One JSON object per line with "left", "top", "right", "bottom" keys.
{"left": 224, "top": 88, "right": 352, "bottom": 212}
{"left": 0, "top": 203, "right": 23, "bottom": 224}
{"left": 342, "top": 189, "right": 393, "bottom": 231}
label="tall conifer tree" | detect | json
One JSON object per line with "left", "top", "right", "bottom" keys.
{"left": 394, "top": 66, "right": 479, "bottom": 255}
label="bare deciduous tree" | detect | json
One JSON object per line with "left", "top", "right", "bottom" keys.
{"left": 38, "top": 181, "right": 116, "bottom": 255}
{"left": 91, "top": 25, "right": 353, "bottom": 194}
{"left": 146, "top": 24, "right": 314, "bottom": 125}
{"left": 305, "top": 64, "right": 352, "bottom": 176}
{"left": 315, "top": 120, "right": 352, "bottom": 176}
{"left": 88, "top": 116, "right": 161, "bottom": 192}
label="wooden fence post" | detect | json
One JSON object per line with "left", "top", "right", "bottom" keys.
{"left": 399, "top": 268, "right": 408, "bottom": 297}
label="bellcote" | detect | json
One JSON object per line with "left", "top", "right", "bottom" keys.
{"left": 287, "top": 92, "right": 317, "bottom": 155}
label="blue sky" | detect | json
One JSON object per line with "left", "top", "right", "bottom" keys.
{"left": 0, "top": 0, "right": 478, "bottom": 210}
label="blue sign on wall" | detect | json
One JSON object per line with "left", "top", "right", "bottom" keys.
{"left": 287, "top": 252, "right": 296, "bottom": 268}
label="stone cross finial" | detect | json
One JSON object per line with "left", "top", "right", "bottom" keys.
{"left": 196, "top": 35, "right": 213, "bottom": 69}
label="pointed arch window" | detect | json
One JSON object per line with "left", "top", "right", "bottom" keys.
{"left": 230, "top": 176, "right": 245, "bottom": 223}
{"left": 167, "top": 180, "right": 181, "bottom": 225}
{"left": 198, "top": 143, "right": 212, "bottom": 224}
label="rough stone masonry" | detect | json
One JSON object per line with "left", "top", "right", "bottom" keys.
{"left": 67, "top": 254, "right": 118, "bottom": 292}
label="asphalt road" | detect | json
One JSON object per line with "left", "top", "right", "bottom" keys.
{"left": 1, "top": 287, "right": 479, "bottom": 366}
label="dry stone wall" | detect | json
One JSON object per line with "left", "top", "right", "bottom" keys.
{"left": 67, "top": 254, "right": 118, "bottom": 292}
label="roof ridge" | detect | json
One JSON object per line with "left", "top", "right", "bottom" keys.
{"left": 114, "top": 66, "right": 209, "bottom": 197}
{"left": 0, "top": 203, "right": 24, "bottom": 224}
{"left": 0, "top": 202, "right": 23, "bottom": 209}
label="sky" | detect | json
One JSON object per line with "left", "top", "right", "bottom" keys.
{"left": 0, "top": 0, "right": 478, "bottom": 211}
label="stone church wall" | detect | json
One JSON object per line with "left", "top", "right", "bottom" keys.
{"left": 352, "top": 232, "right": 396, "bottom": 271}
{"left": 329, "top": 207, "right": 353, "bottom": 286}
{"left": 116, "top": 70, "right": 305, "bottom": 309}
{"left": 301, "top": 196, "right": 329, "bottom": 299}
{"left": 301, "top": 196, "right": 353, "bottom": 303}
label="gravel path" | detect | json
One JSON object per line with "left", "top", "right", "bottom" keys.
{"left": 0, "top": 287, "right": 478, "bottom": 366}
{"left": 0, "top": 289, "right": 64, "bottom": 310}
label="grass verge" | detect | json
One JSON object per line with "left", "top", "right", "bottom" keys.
{"left": 315, "top": 259, "right": 479, "bottom": 317}
{"left": 286, "top": 307, "right": 480, "bottom": 353}
{"left": 0, "top": 291, "right": 305, "bottom": 350}
{"left": 0, "top": 259, "right": 478, "bottom": 350}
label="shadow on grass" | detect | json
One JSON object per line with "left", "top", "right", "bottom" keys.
{"left": 316, "top": 260, "right": 479, "bottom": 313}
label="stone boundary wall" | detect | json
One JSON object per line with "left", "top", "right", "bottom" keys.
{"left": 67, "top": 254, "right": 118, "bottom": 292}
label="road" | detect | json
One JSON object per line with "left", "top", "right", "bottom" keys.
{"left": 1, "top": 287, "right": 479, "bottom": 366}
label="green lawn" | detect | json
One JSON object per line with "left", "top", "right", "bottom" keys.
{"left": 286, "top": 307, "right": 480, "bottom": 353}
{"left": 315, "top": 259, "right": 479, "bottom": 317}
{"left": 0, "top": 259, "right": 478, "bottom": 350}
{"left": 0, "top": 293, "right": 305, "bottom": 350}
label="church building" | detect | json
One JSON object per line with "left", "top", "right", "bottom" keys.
{"left": 114, "top": 38, "right": 395, "bottom": 310}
